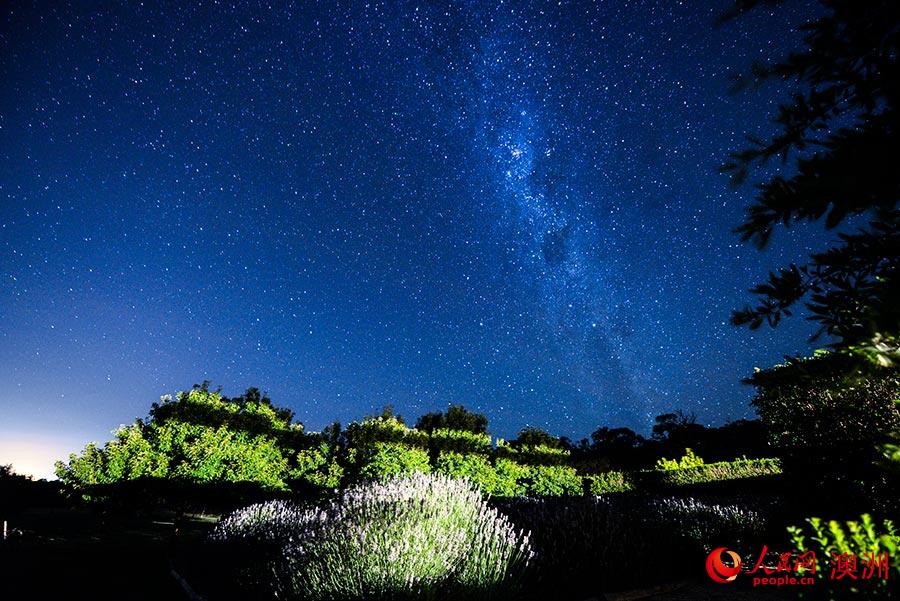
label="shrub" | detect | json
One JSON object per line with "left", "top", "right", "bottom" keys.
{"left": 429, "top": 429, "right": 492, "bottom": 454}
{"left": 211, "top": 474, "right": 533, "bottom": 601}
{"left": 750, "top": 355, "right": 900, "bottom": 511}
{"left": 496, "top": 441, "right": 570, "bottom": 466}
{"left": 525, "top": 464, "right": 583, "bottom": 496}
{"left": 787, "top": 514, "right": 899, "bottom": 599}
{"left": 584, "top": 458, "right": 779, "bottom": 495}
{"left": 491, "top": 458, "right": 528, "bottom": 497}
{"left": 55, "top": 387, "right": 302, "bottom": 498}
{"left": 434, "top": 451, "right": 498, "bottom": 493}
{"left": 345, "top": 416, "right": 429, "bottom": 448}
{"left": 292, "top": 443, "right": 343, "bottom": 489}
{"left": 344, "top": 416, "right": 431, "bottom": 482}
{"left": 358, "top": 442, "right": 431, "bottom": 480}
{"left": 495, "top": 494, "right": 766, "bottom": 597}
{"left": 655, "top": 448, "right": 705, "bottom": 471}
{"left": 747, "top": 353, "right": 900, "bottom": 454}
{"left": 644, "top": 496, "right": 765, "bottom": 548}
{"left": 647, "top": 457, "right": 782, "bottom": 487}
{"left": 416, "top": 406, "right": 489, "bottom": 435}
{"left": 585, "top": 471, "right": 632, "bottom": 494}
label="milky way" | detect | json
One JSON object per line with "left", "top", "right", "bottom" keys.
{"left": 1, "top": 0, "right": 831, "bottom": 464}
{"left": 465, "top": 16, "right": 641, "bottom": 428}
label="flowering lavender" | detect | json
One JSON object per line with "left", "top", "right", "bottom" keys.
{"left": 641, "top": 496, "right": 765, "bottom": 547}
{"left": 211, "top": 473, "right": 532, "bottom": 600}
{"left": 494, "top": 494, "right": 767, "bottom": 595}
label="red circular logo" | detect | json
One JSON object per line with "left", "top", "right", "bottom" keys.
{"left": 706, "top": 547, "right": 742, "bottom": 583}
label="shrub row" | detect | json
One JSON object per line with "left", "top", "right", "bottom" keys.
{"left": 57, "top": 392, "right": 782, "bottom": 502}
{"left": 585, "top": 457, "right": 782, "bottom": 494}
{"left": 494, "top": 494, "right": 767, "bottom": 596}
{"left": 350, "top": 419, "right": 782, "bottom": 496}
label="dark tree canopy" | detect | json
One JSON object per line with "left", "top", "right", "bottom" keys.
{"left": 510, "top": 426, "right": 565, "bottom": 449}
{"left": 590, "top": 427, "right": 645, "bottom": 450}
{"left": 651, "top": 411, "right": 701, "bottom": 441}
{"left": 724, "top": 0, "right": 899, "bottom": 363}
{"left": 414, "top": 404, "right": 489, "bottom": 434}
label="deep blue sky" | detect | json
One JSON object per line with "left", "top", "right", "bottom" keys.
{"left": 1, "top": 0, "right": 827, "bottom": 476}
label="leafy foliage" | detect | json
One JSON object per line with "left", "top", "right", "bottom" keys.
{"left": 655, "top": 448, "right": 705, "bottom": 471}
{"left": 525, "top": 464, "right": 583, "bottom": 496}
{"left": 787, "top": 514, "right": 899, "bottom": 599}
{"left": 584, "top": 458, "right": 781, "bottom": 494}
{"left": 357, "top": 442, "right": 431, "bottom": 480}
{"left": 55, "top": 386, "right": 305, "bottom": 497}
{"left": 746, "top": 353, "right": 900, "bottom": 450}
{"left": 53, "top": 385, "right": 784, "bottom": 504}
{"left": 645, "top": 457, "right": 781, "bottom": 487}
{"left": 508, "top": 427, "right": 566, "bottom": 450}
{"left": 434, "top": 452, "right": 499, "bottom": 493}
{"left": 585, "top": 471, "right": 633, "bottom": 495}
{"left": 344, "top": 416, "right": 431, "bottom": 481}
{"left": 292, "top": 443, "right": 343, "bottom": 489}
{"left": 723, "top": 0, "right": 900, "bottom": 360}
{"left": 746, "top": 351, "right": 900, "bottom": 514}
{"left": 429, "top": 428, "right": 492, "bottom": 454}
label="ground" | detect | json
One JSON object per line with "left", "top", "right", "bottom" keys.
{"left": 2, "top": 507, "right": 796, "bottom": 600}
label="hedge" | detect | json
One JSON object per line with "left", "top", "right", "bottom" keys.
{"left": 59, "top": 390, "right": 783, "bottom": 501}
{"left": 352, "top": 423, "right": 782, "bottom": 496}
{"left": 583, "top": 458, "right": 783, "bottom": 495}
{"left": 646, "top": 457, "right": 782, "bottom": 487}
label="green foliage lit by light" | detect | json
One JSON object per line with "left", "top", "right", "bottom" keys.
{"left": 788, "top": 514, "right": 899, "bottom": 599}
{"left": 358, "top": 442, "right": 431, "bottom": 480}
{"left": 434, "top": 451, "right": 498, "bottom": 493}
{"left": 55, "top": 386, "right": 304, "bottom": 496}
{"left": 292, "top": 442, "right": 343, "bottom": 489}
{"left": 585, "top": 471, "right": 633, "bottom": 495}
{"left": 655, "top": 448, "right": 705, "bottom": 471}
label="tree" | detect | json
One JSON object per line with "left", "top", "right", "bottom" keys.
{"left": 585, "top": 426, "right": 648, "bottom": 469}
{"left": 371, "top": 404, "right": 404, "bottom": 425}
{"left": 414, "top": 404, "right": 489, "bottom": 434}
{"left": 746, "top": 354, "right": 900, "bottom": 452}
{"left": 589, "top": 427, "right": 645, "bottom": 455}
{"left": 510, "top": 427, "right": 564, "bottom": 449}
{"left": 745, "top": 353, "right": 900, "bottom": 512}
{"left": 55, "top": 385, "right": 309, "bottom": 498}
{"left": 651, "top": 411, "right": 703, "bottom": 441}
{"left": 723, "top": 0, "right": 900, "bottom": 365}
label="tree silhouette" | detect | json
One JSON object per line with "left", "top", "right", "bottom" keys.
{"left": 723, "top": 0, "right": 899, "bottom": 364}
{"left": 510, "top": 426, "right": 565, "bottom": 449}
{"left": 415, "top": 405, "right": 489, "bottom": 434}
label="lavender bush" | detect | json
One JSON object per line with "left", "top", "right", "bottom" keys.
{"left": 494, "top": 494, "right": 767, "bottom": 597}
{"left": 211, "top": 473, "right": 533, "bottom": 600}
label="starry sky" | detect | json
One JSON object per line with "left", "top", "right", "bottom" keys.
{"left": 1, "top": 0, "right": 829, "bottom": 477}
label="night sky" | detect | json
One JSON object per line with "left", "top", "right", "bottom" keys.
{"left": 1, "top": 0, "right": 828, "bottom": 477}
